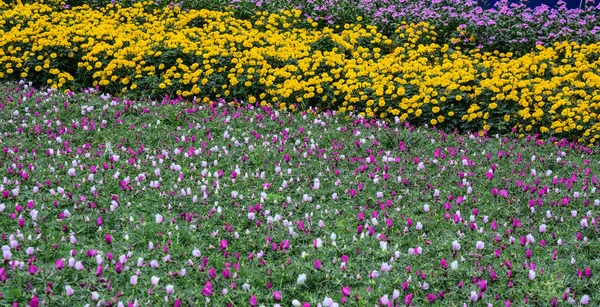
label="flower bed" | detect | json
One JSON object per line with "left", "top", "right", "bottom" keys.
{"left": 1, "top": 2, "right": 600, "bottom": 143}
{"left": 0, "top": 81, "right": 599, "bottom": 306}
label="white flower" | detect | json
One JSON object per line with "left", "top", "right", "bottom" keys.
{"left": 451, "top": 260, "right": 458, "bottom": 270}
{"left": 297, "top": 273, "right": 307, "bottom": 285}
{"left": 528, "top": 269, "right": 536, "bottom": 281}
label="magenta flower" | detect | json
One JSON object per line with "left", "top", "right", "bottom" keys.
{"left": 314, "top": 259, "right": 322, "bottom": 270}
{"left": 250, "top": 294, "right": 258, "bottom": 306}
{"left": 426, "top": 293, "right": 437, "bottom": 303}
{"left": 273, "top": 291, "right": 282, "bottom": 302}
{"left": 220, "top": 239, "right": 228, "bottom": 250}
{"left": 202, "top": 281, "right": 213, "bottom": 296}
{"left": 55, "top": 259, "right": 65, "bottom": 270}
{"left": 404, "top": 293, "right": 414, "bottom": 306}
{"left": 105, "top": 234, "right": 112, "bottom": 244}
{"left": 28, "top": 264, "right": 37, "bottom": 275}
{"left": 29, "top": 296, "right": 39, "bottom": 307}
{"left": 585, "top": 267, "right": 592, "bottom": 278}
{"left": 342, "top": 286, "right": 350, "bottom": 297}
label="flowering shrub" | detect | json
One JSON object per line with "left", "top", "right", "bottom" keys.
{"left": 0, "top": 81, "right": 599, "bottom": 306}
{"left": 184, "top": 0, "right": 600, "bottom": 54}
{"left": 1, "top": 1, "right": 600, "bottom": 143}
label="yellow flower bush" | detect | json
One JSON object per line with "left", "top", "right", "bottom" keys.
{"left": 1, "top": 1, "right": 600, "bottom": 144}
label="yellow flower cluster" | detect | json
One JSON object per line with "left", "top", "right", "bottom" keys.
{"left": 1, "top": 1, "right": 600, "bottom": 144}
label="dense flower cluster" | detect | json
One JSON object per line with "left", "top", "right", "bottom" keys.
{"left": 0, "top": 82, "right": 598, "bottom": 306}
{"left": 1, "top": 1, "right": 600, "bottom": 143}
{"left": 200, "top": 0, "right": 600, "bottom": 53}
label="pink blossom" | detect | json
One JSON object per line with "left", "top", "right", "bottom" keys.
{"left": 250, "top": 294, "right": 258, "bottom": 306}
{"left": 66, "top": 285, "right": 74, "bottom": 296}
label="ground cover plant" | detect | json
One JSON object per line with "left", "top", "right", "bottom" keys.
{"left": 1, "top": 1, "right": 600, "bottom": 144}
{"left": 1, "top": 81, "right": 600, "bottom": 306}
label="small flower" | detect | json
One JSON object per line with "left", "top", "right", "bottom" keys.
{"left": 581, "top": 294, "right": 590, "bottom": 305}
{"left": 452, "top": 240, "right": 461, "bottom": 251}
{"left": 166, "top": 284, "right": 174, "bottom": 295}
{"left": 192, "top": 249, "right": 201, "bottom": 258}
{"left": 66, "top": 285, "right": 74, "bottom": 296}
{"left": 297, "top": 273, "right": 307, "bottom": 285}
{"left": 273, "top": 291, "right": 282, "bottom": 302}
{"left": 476, "top": 241, "right": 485, "bottom": 250}
{"left": 470, "top": 291, "right": 478, "bottom": 302}
{"left": 130, "top": 275, "right": 138, "bottom": 286}
{"left": 313, "top": 238, "right": 323, "bottom": 249}
{"left": 341, "top": 286, "right": 350, "bottom": 297}
{"left": 250, "top": 294, "right": 258, "bottom": 306}
{"left": 528, "top": 270, "right": 536, "bottom": 281}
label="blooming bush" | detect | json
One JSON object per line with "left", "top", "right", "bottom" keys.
{"left": 0, "top": 81, "right": 599, "bottom": 306}
{"left": 185, "top": 0, "right": 600, "bottom": 54}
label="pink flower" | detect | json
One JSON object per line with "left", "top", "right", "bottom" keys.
{"left": 192, "top": 249, "right": 201, "bottom": 258}
{"left": 105, "top": 234, "right": 112, "bottom": 244}
{"left": 55, "top": 259, "right": 65, "bottom": 270}
{"left": 452, "top": 240, "right": 461, "bottom": 251}
{"left": 166, "top": 284, "right": 174, "bottom": 295}
{"left": 29, "top": 296, "right": 39, "bottom": 307}
{"left": 220, "top": 239, "right": 228, "bottom": 250}
{"left": 476, "top": 241, "right": 485, "bottom": 250}
{"left": 28, "top": 264, "right": 37, "bottom": 275}
{"left": 470, "top": 291, "right": 478, "bottom": 302}
{"left": 528, "top": 270, "right": 536, "bottom": 280}
{"left": 404, "top": 293, "right": 414, "bottom": 305}
{"left": 66, "top": 285, "right": 74, "bottom": 296}
{"left": 426, "top": 293, "right": 437, "bottom": 303}
{"left": 250, "top": 294, "right": 258, "bottom": 306}
{"left": 314, "top": 260, "right": 322, "bottom": 270}
{"left": 581, "top": 294, "right": 590, "bottom": 305}
{"left": 202, "top": 281, "right": 213, "bottom": 296}
{"left": 273, "top": 291, "right": 282, "bottom": 302}
{"left": 342, "top": 286, "right": 350, "bottom": 296}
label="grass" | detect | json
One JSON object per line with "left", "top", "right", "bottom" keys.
{"left": 0, "top": 81, "right": 599, "bottom": 306}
